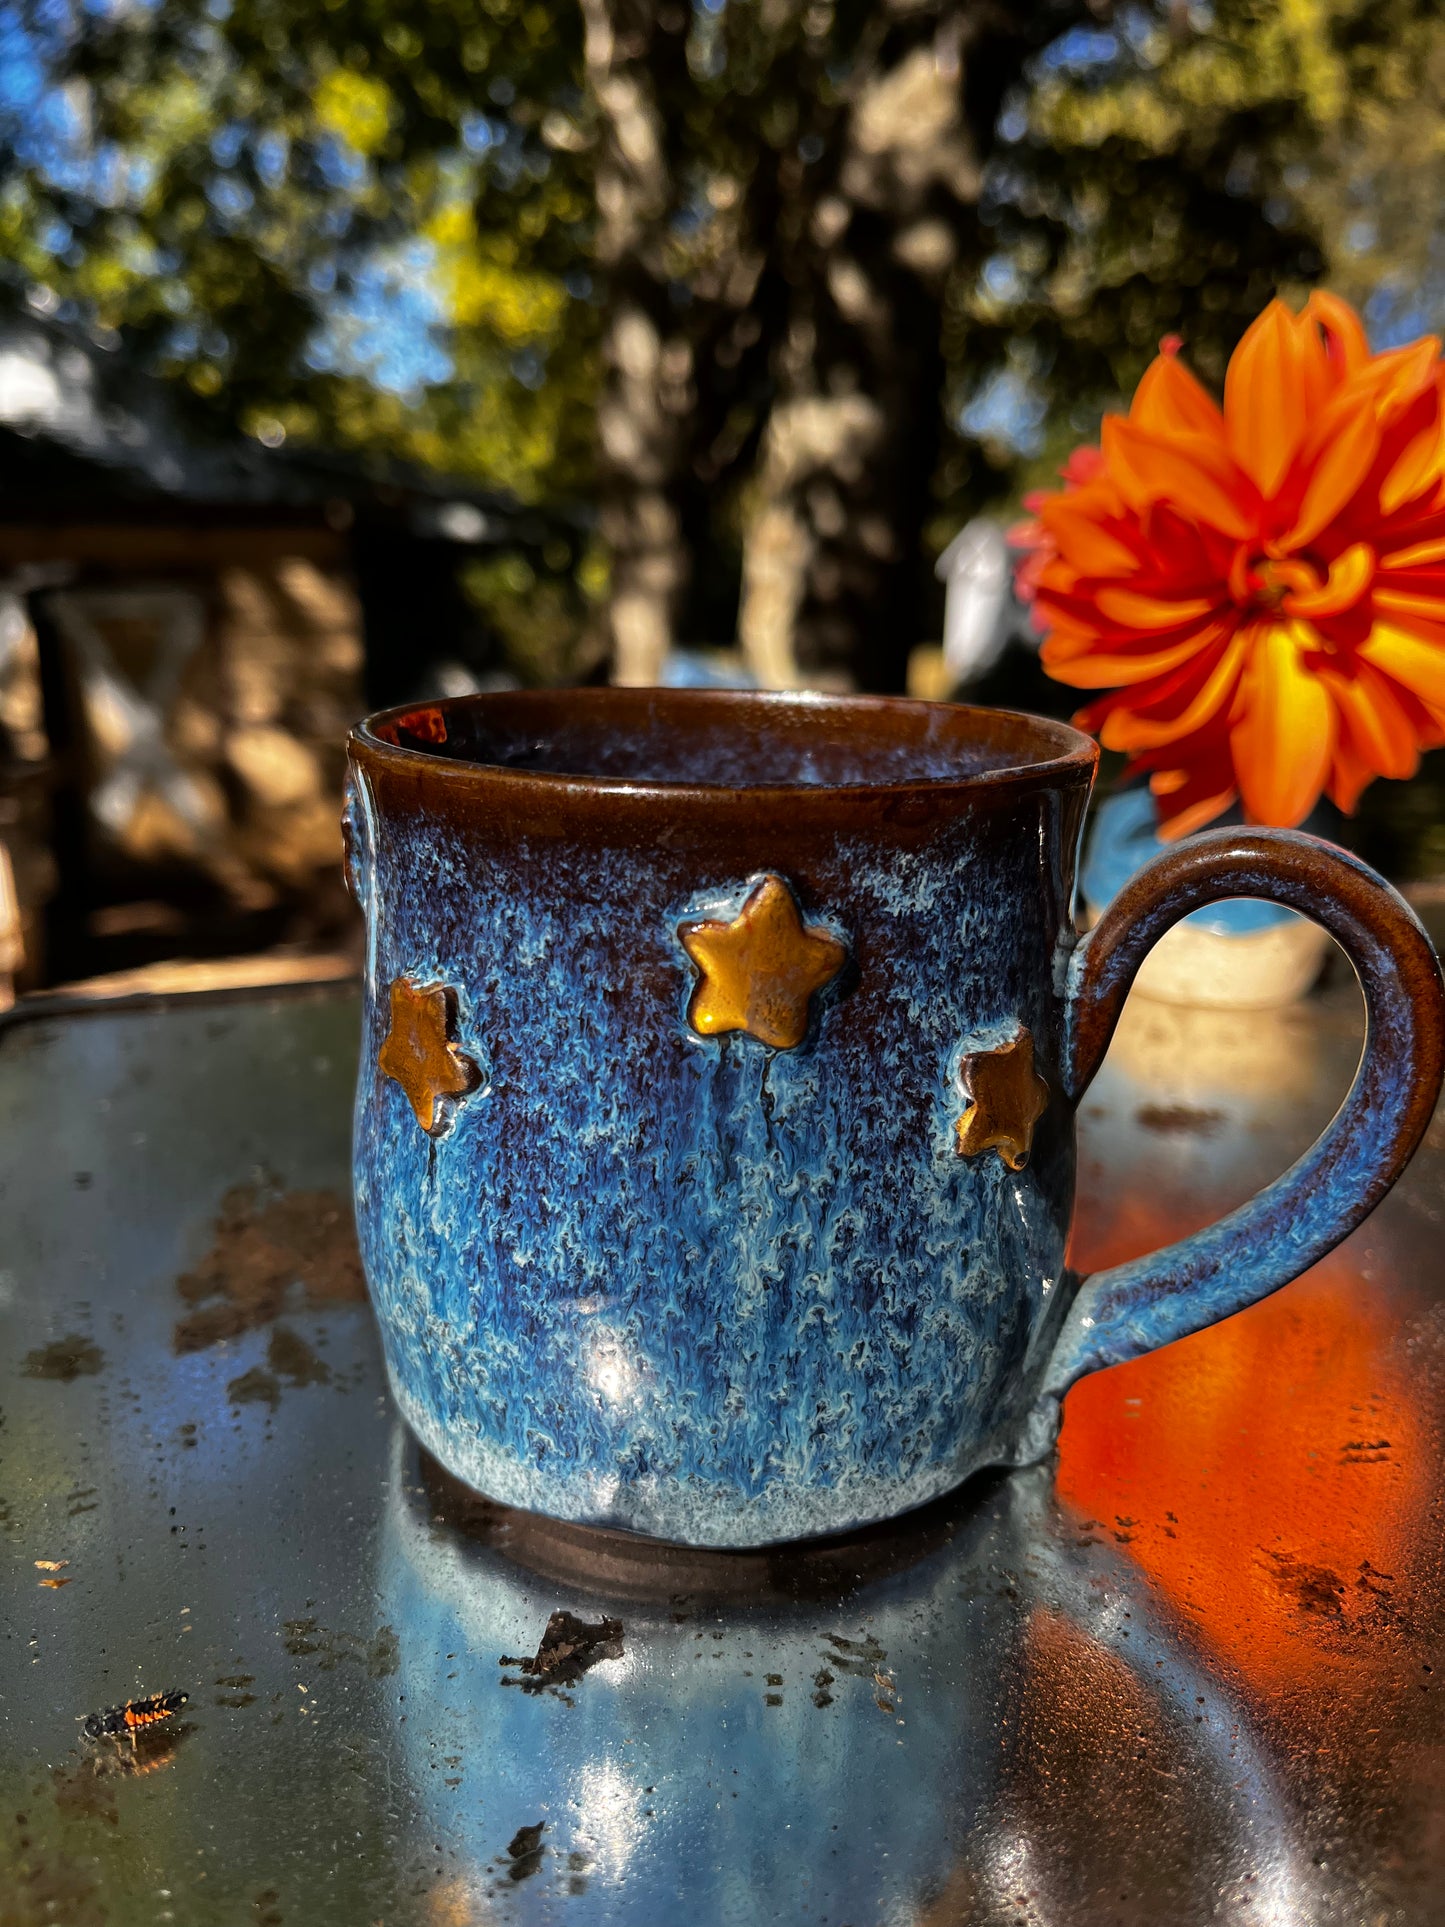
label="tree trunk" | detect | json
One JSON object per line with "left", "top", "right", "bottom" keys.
{"left": 739, "top": 6, "right": 1003, "bottom": 692}
{"left": 581, "top": 0, "right": 694, "bottom": 684}
{"left": 584, "top": 0, "right": 1031, "bottom": 692}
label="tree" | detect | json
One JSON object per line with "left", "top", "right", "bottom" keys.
{"left": 4, "top": 0, "right": 597, "bottom": 496}
{"left": 9, "top": 0, "right": 1445, "bottom": 693}
{"left": 2, "top": 0, "right": 1076, "bottom": 689}
{"left": 963, "top": 0, "right": 1445, "bottom": 492}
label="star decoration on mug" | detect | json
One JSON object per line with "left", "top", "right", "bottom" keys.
{"left": 379, "top": 977, "right": 480, "bottom": 1136}
{"left": 955, "top": 1025, "right": 1050, "bottom": 1172}
{"left": 679, "top": 873, "right": 847, "bottom": 1050}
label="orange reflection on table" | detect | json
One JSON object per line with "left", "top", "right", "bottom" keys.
{"left": 1057, "top": 1207, "right": 1432, "bottom": 1693}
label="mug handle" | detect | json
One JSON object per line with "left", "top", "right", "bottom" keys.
{"left": 1042, "top": 827, "right": 1445, "bottom": 1398}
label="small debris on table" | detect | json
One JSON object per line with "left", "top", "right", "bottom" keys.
{"left": 505, "top": 1822, "right": 547, "bottom": 1882}
{"left": 23, "top": 1335, "right": 104, "bottom": 1381}
{"left": 499, "top": 1610, "right": 625, "bottom": 1697}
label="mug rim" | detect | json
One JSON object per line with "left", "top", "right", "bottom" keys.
{"left": 351, "top": 687, "right": 1098, "bottom": 800}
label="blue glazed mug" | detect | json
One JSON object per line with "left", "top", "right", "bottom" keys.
{"left": 345, "top": 689, "right": 1444, "bottom": 1548}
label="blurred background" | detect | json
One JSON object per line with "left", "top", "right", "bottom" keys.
{"left": 1, "top": 0, "right": 1444, "bottom": 998}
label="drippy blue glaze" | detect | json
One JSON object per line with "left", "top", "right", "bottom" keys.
{"left": 349, "top": 698, "right": 1442, "bottom": 1548}
{"left": 350, "top": 773, "right": 1081, "bottom": 1546}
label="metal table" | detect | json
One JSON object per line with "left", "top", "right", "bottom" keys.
{"left": 2, "top": 966, "right": 1443, "bottom": 1925}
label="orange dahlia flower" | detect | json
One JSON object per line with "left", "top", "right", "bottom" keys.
{"left": 1018, "top": 294, "right": 1445, "bottom": 836}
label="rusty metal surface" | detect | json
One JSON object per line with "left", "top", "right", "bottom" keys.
{"left": 1, "top": 972, "right": 1444, "bottom": 1924}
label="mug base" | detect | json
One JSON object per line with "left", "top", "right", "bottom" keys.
{"left": 412, "top": 1438, "right": 1039, "bottom": 1598}
{"left": 388, "top": 1369, "right": 1064, "bottom": 1552}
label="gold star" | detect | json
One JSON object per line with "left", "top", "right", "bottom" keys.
{"left": 679, "top": 874, "right": 846, "bottom": 1050}
{"left": 955, "top": 1026, "right": 1050, "bottom": 1172}
{"left": 378, "top": 978, "right": 480, "bottom": 1136}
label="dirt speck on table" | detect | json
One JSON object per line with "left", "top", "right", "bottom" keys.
{"left": 281, "top": 1618, "right": 399, "bottom": 1678}
{"left": 267, "top": 1326, "right": 331, "bottom": 1387}
{"left": 227, "top": 1366, "right": 280, "bottom": 1410}
{"left": 505, "top": 1821, "right": 546, "bottom": 1881}
{"left": 174, "top": 1186, "right": 365, "bottom": 1354}
{"left": 22, "top": 1335, "right": 104, "bottom": 1381}
{"left": 51, "top": 1761, "right": 118, "bottom": 1826}
{"left": 1134, "top": 1103, "right": 1225, "bottom": 1136}
{"left": 500, "top": 1610, "right": 625, "bottom": 1695}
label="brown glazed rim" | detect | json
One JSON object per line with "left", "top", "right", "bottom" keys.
{"left": 351, "top": 687, "right": 1098, "bottom": 800}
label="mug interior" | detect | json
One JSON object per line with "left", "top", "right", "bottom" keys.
{"left": 361, "top": 689, "right": 1094, "bottom": 791}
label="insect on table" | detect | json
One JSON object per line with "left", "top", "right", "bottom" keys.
{"left": 83, "top": 1691, "right": 189, "bottom": 1746}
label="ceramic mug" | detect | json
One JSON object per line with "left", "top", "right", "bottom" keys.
{"left": 345, "top": 690, "right": 1444, "bottom": 1548}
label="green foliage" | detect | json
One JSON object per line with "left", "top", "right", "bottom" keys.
{"left": 460, "top": 539, "right": 608, "bottom": 685}
{"left": 957, "top": 0, "right": 1445, "bottom": 521}
{"left": 8, "top": 0, "right": 598, "bottom": 497}
{"left": 10, "top": 0, "right": 1445, "bottom": 685}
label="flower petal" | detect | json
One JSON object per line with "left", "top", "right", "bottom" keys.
{"left": 1229, "top": 622, "right": 1335, "bottom": 826}
{"left": 1359, "top": 337, "right": 1441, "bottom": 422}
{"left": 1378, "top": 534, "right": 1445, "bottom": 570}
{"left": 1042, "top": 628, "right": 1229, "bottom": 688}
{"left": 1303, "top": 290, "right": 1370, "bottom": 377}
{"left": 1061, "top": 446, "right": 1105, "bottom": 486}
{"left": 1225, "top": 300, "right": 1312, "bottom": 498}
{"left": 1283, "top": 542, "right": 1374, "bottom": 619}
{"left": 1380, "top": 412, "right": 1445, "bottom": 516}
{"left": 1372, "top": 585, "right": 1445, "bottom": 626}
{"left": 1036, "top": 499, "right": 1142, "bottom": 576}
{"left": 1102, "top": 416, "right": 1257, "bottom": 539}
{"left": 1132, "top": 346, "right": 1227, "bottom": 441}
{"left": 1357, "top": 622, "right": 1445, "bottom": 709}
{"left": 1318, "top": 659, "right": 1422, "bottom": 780}
{"left": 1093, "top": 629, "right": 1247, "bottom": 750}
{"left": 1328, "top": 737, "right": 1376, "bottom": 814}
{"left": 1280, "top": 399, "right": 1380, "bottom": 550}
{"left": 1129, "top": 728, "right": 1239, "bottom": 837}
{"left": 1092, "top": 585, "right": 1221, "bottom": 631}
{"left": 1151, "top": 766, "right": 1239, "bottom": 838}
